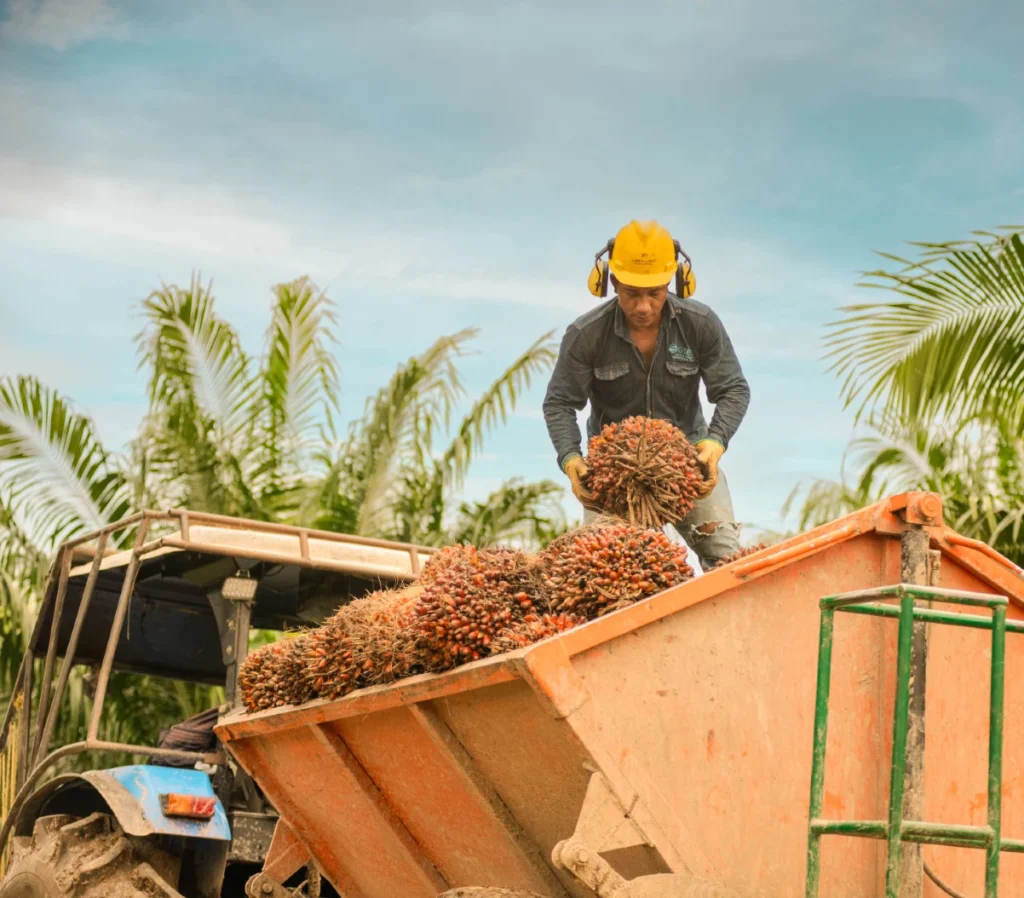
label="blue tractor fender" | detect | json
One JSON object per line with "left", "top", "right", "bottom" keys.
{"left": 15, "top": 765, "right": 231, "bottom": 842}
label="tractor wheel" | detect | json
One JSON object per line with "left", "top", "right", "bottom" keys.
{"left": 0, "top": 812, "right": 183, "bottom": 898}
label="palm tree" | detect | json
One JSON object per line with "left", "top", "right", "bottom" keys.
{"left": 0, "top": 272, "right": 565, "bottom": 758}
{"left": 825, "top": 228, "right": 1024, "bottom": 424}
{"left": 793, "top": 227, "right": 1024, "bottom": 562}
{"left": 303, "top": 325, "right": 561, "bottom": 545}
{"left": 787, "top": 414, "right": 1024, "bottom": 565}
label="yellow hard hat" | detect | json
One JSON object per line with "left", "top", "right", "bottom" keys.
{"left": 609, "top": 220, "right": 678, "bottom": 287}
{"left": 587, "top": 219, "right": 696, "bottom": 298}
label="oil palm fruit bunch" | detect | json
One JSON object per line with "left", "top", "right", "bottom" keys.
{"left": 412, "top": 545, "right": 547, "bottom": 672}
{"left": 492, "top": 611, "right": 586, "bottom": 653}
{"left": 417, "top": 545, "right": 466, "bottom": 584}
{"left": 541, "top": 518, "right": 694, "bottom": 618}
{"left": 304, "top": 586, "right": 423, "bottom": 700}
{"left": 711, "top": 544, "right": 769, "bottom": 568}
{"left": 585, "top": 415, "right": 704, "bottom": 528}
{"left": 239, "top": 634, "right": 316, "bottom": 712}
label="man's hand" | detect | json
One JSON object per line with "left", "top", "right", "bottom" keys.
{"left": 694, "top": 439, "right": 725, "bottom": 499}
{"left": 563, "top": 455, "right": 594, "bottom": 505}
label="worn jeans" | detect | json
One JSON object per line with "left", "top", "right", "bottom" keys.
{"left": 582, "top": 470, "right": 740, "bottom": 570}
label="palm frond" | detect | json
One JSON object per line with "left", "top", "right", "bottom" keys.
{"left": 824, "top": 230, "right": 1024, "bottom": 423}
{"left": 0, "top": 376, "right": 131, "bottom": 548}
{"left": 0, "top": 566, "right": 38, "bottom": 695}
{"left": 137, "top": 272, "right": 255, "bottom": 448}
{"left": 134, "top": 414, "right": 232, "bottom": 515}
{"left": 434, "top": 331, "right": 557, "bottom": 491}
{"left": 449, "top": 478, "right": 567, "bottom": 550}
{"left": 260, "top": 277, "right": 340, "bottom": 480}
{"left": 785, "top": 412, "right": 1024, "bottom": 566}
{"left": 740, "top": 527, "right": 792, "bottom": 547}
{"left": 347, "top": 329, "right": 475, "bottom": 536}
{"left": 781, "top": 477, "right": 876, "bottom": 532}
{"left": 0, "top": 488, "right": 48, "bottom": 583}
{"left": 293, "top": 425, "right": 359, "bottom": 531}
{"left": 841, "top": 418, "right": 950, "bottom": 497}
{"left": 135, "top": 273, "right": 261, "bottom": 513}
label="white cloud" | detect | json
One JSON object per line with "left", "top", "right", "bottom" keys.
{"left": 1, "top": 0, "right": 128, "bottom": 50}
{"left": 0, "top": 154, "right": 590, "bottom": 309}
{"left": 0, "top": 156, "right": 344, "bottom": 274}
{"left": 394, "top": 269, "right": 582, "bottom": 311}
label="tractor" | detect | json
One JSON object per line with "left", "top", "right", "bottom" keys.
{"left": 0, "top": 509, "right": 433, "bottom": 897}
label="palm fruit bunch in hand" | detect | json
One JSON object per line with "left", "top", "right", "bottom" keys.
{"left": 585, "top": 415, "right": 704, "bottom": 528}
{"left": 541, "top": 518, "right": 694, "bottom": 619}
{"left": 412, "top": 545, "right": 547, "bottom": 672}
{"left": 303, "top": 586, "right": 423, "bottom": 700}
{"left": 238, "top": 635, "right": 317, "bottom": 713}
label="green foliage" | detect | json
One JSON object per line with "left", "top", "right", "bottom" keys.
{"left": 0, "top": 377, "right": 132, "bottom": 548}
{"left": 0, "top": 272, "right": 563, "bottom": 765}
{"left": 794, "top": 227, "right": 1024, "bottom": 565}
{"left": 259, "top": 277, "right": 340, "bottom": 492}
{"left": 449, "top": 478, "right": 568, "bottom": 550}
{"left": 793, "top": 383, "right": 1024, "bottom": 564}
{"left": 306, "top": 326, "right": 560, "bottom": 548}
{"left": 825, "top": 228, "right": 1024, "bottom": 423}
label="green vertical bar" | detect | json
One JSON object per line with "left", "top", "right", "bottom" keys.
{"left": 985, "top": 604, "right": 1007, "bottom": 898}
{"left": 884, "top": 594, "right": 916, "bottom": 898}
{"left": 806, "top": 607, "right": 835, "bottom": 898}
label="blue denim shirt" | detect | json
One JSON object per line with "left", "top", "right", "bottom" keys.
{"left": 542, "top": 294, "right": 750, "bottom": 470}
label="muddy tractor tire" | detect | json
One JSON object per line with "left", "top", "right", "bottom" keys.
{"left": 0, "top": 812, "right": 183, "bottom": 898}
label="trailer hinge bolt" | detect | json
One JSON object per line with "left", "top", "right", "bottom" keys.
{"left": 261, "top": 884, "right": 274, "bottom": 894}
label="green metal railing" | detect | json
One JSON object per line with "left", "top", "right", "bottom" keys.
{"left": 805, "top": 583, "right": 1024, "bottom": 898}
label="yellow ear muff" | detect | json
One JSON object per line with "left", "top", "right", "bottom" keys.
{"left": 677, "top": 261, "right": 696, "bottom": 298}
{"left": 673, "top": 242, "right": 696, "bottom": 298}
{"left": 587, "top": 239, "right": 614, "bottom": 298}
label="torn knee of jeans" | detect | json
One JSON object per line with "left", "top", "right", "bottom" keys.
{"left": 688, "top": 521, "right": 738, "bottom": 539}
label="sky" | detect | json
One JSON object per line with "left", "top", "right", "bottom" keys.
{"left": 1, "top": 0, "right": 1023, "bottom": 540}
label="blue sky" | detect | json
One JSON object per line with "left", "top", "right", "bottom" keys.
{"left": 2, "top": 0, "right": 1023, "bottom": 539}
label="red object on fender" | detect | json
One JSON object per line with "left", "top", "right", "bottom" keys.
{"left": 160, "top": 793, "right": 217, "bottom": 819}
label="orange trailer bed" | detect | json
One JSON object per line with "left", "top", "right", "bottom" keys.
{"left": 216, "top": 493, "right": 1024, "bottom": 897}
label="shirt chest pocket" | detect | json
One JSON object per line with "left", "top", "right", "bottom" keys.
{"left": 665, "top": 358, "right": 700, "bottom": 396}
{"left": 592, "top": 361, "right": 632, "bottom": 403}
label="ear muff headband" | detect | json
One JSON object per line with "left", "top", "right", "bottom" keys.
{"left": 587, "top": 238, "right": 696, "bottom": 299}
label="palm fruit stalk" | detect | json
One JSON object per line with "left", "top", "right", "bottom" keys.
{"left": 412, "top": 545, "right": 547, "bottom": 673}
{"left": 238, "top": 634, "right": 316, "bottom": 713}
{"left": 541, "top": 518, "right": 694, "bottom": 619}
{"left": 303, "top": 586, "right": 423, "bottom": 700}
{"left": 585, "top": 415, "right": 704, "bottom": 528}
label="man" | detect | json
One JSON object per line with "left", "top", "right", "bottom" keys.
{"left": 542, "top": 219, "right": 750, "bottom": 568}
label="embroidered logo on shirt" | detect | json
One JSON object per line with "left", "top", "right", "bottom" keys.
{"left": 668, "top": 343, "right": 695, "bottom": 362}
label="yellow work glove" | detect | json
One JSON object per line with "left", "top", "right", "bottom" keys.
{"left": 562, "top": 455, "right": 594, "bottom": 505}
{"left": 694, "top": 439, "right": 725, "bottom": 499}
